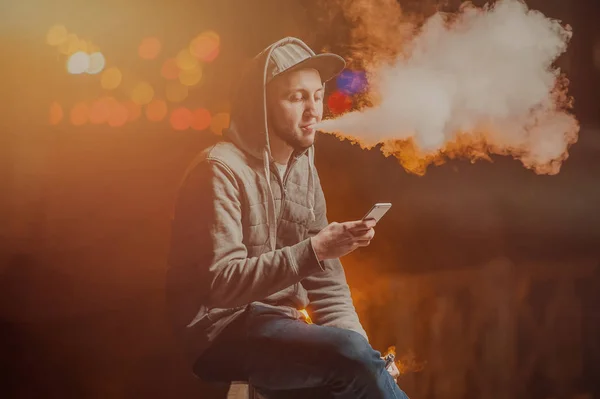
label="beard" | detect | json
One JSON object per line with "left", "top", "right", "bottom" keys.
{"left": 271, "top": 126, "right": 314, "bottom": 151}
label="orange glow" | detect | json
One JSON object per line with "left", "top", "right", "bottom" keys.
{"left": 161, "top": 58, "right": 180, "bottom": 80}
{"left": 49, "top": 102, "right": 63, "bottom": 125}
{"left": 124, "top": 101, "right": 142, "bottom": 122}
{"left": 145, "top": 99, "right": 168, "bottom": 122}
{"left": 179, "top": 65, "right": 202, "bottom": 86}
{"left": 89, "top": 98, "right": 112, "bottom": 124}
{"left": 46, "top": 25, "right": 68, "bottom": 46}
{"left": 131, "top": 82, "right": 154, "bottom": 105}
{"left": 203, "top": 46, "right": 220, "bottom": 63}
{"left": 210, "top": 112, "right": 230, "bottom": 135}
{"left": 70, "top": 102, "right": 89, "bottom": 126}
{"left": 138, "top": 37, "right": 162, "bottom": 60}
{"left": 176, "top": 48, "right": 198, "bottom": 71}
{"left": 190, "top": 31, "right": 220, "bottom": 62}
{"left": 58, "top": 33, "right": 80, "bottom": 55}
{"left": 165, "top": 81, "right": 188, "bottom": 103}
{"left": 170, "top": 107, "right": 193, "bottom": 131}
{"left": 108, "top": 101, "right": 129, "bottom": 127}
{"left": 191, "top": 108, "right": 212, "bottom": 131}
{"left": 101, "top": 67, "right": 122, "bottom": 90}
{"left": 298, "top": 309, "right": 313, "bottom": 324}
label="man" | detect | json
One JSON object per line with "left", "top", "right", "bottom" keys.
{"left": 167, "top": 37, "right": 408, "bottom": 398}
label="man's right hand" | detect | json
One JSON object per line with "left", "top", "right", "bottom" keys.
{"left": 310, "top": 219, "right": 377, "bottom": 261}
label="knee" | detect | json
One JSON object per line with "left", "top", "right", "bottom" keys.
{"left": 329, "top": 330, "right": 382, "bottom": 377}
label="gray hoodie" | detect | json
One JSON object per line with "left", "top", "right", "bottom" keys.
{"left": 166, "top": 37, "right": 367, "bottom": 363}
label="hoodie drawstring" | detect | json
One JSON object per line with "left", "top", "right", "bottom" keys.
{"left": 307, "top": 147, "right": 316, "bottom": 223}
{"left": 263, "top": 149, "right": 278, "bottom": 251}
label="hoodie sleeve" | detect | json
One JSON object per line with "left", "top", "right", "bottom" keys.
{"left": 168, "top": 158, "right": 325, "bottom": 314}
{"left": 301, "top": 172, "right": 369, "bottom": 341}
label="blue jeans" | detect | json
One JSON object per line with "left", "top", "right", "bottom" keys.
{"left": 193, "top": 304, "right": 409, "bottom": 399}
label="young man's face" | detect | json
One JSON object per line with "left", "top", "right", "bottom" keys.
{"left": 266, "top": 68, "right": 324, "bottom": 151}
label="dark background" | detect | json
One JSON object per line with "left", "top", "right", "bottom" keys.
{"left": 1, "top": 0, "right": 599, "bottom": 397}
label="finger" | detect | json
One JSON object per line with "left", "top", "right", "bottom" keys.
{"left": 353, "top": 228, "right": 375, "bottom": 240}
{"left": 345, "top": 219, "right": 375, "bottom": 231}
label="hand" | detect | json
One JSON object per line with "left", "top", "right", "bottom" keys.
{"left": 384, "top": 358, "right": 400, "bottom": 380}
{"left": 310, "top": 219, "right": 376, "bottom": 261}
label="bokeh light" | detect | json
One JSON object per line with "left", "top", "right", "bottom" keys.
{"left": 210, "top": 112, "right": 230, "bottom": 135}
{"left": 161, "top": 58, "right": 180, "bottom": 80}
{"left": 327, "top": 91, "right": 353, "bottom": 115}
{"left": 138, "top": 37, "right": 162, "bottom": 60}
{"left": 46, "top": 25, "right": 68, "bottom": 46}
{"left": 86, "top": 52, "right": 106, "bottom": 74}
{"left": 131, "top": 82, "right": 155, "bottom": 105}
{"left": 108, "top": 101, "right": 129, "bottom": 127}
{"left": 58, "top": 33, "right": 80, "bottom": 55}
{"left": 70, "top": 102, "right": 89, "bottom": 126}
{"left": 49, "top": 102, "right": 63, "bottom": 125}
{"left": 145, "top": 99, "right": 168, "bottom": 122}
{"left": 101, "top": 67, "right": 122, "bottom": 90}
{"left": 179, "top": 65, "right": 203, "bottom": 86}
{"left": 165, "top": 81, "right": 189, "bottom": 103}
{"left": 124, "top": 101, "right": 142, "bottom": 122}
{"left": 75, "top": 38, "right": 89, "bottom": 53}
{"left": 176, "top": 48, "right": 199, "bottom": 71}
{"left": 191, "top": 108, "right": 212, "bottom": 131}
{"left": 190, "top": 31, "right": 220, "bottom": 62}
{"left": 67, "top": 51, "right": 90, "bottom": 74}
{"left": 336, "top": 70, "right": 368, "bottom": 95}
{"left": 170, "top": 107, "right": 193, "bottom": 131}
{"left": 89, "top": 97, "right": 113, "bottom": 124}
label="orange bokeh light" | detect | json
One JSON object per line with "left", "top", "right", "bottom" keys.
{"left": 89, "top": 98, "right": 112, "bottom": 124}
{"left": 179, "top": 65, "right": 202, "bottom": 87}
{"left": 70, "top": 102, "right": 89, "bottom": 126}
{"left": 46, "top": 25, "right": 68, "bottom": 46}
{"left": 170, "top": 107, "right": 193, "bottom": 131}
{"left": 131, "top": 81, "right": 154, "bottom": 105}
{"left": 161, "top": 58, "right": 180, "bottom": 80}
{"left": 49, "top": 102, "right": 63, "bottom": 125}
{"left": 190, "top": 31, "right": 220, "bottom": 62}
{"left": 210, "top": 112, "right": 230, "bottom": 135}
{"left": 138, "top": 37, "right": 162, "bottom": 60}
{"left": 101, "top": 67, "right": 122, "bottom": 90}
{"left": 108, "top": 101, "right": 129, "bottom": 127}
{"left": 191, "top": 108, "right": 212, "bottom": 131}
{"left": 145, "top": 99, "right": 168, "bottom": 122}
{"left": 176, "top": 48, "right": 198, "bottom": 71}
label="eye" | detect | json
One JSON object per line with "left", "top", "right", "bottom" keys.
{"left": 289, "top": 93, "right": 304, "bottom": 102}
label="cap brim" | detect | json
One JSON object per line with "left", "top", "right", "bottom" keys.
{"left": 281, "top": 53, "right": 346, "bottom": 83}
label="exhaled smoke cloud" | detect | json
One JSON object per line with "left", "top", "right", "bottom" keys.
{"left": 316, "top": 0, "right": 579, "bottom": 175}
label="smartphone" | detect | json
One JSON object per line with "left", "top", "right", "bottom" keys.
{"left": 362, "top": 203, "right": 392, "bottom": 223}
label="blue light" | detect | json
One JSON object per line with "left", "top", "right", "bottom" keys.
{"left": 336, "top": 69, "right": 368, "bottom": 94}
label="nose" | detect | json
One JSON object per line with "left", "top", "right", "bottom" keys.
{"left": 303, "top": 98, "right": 320, "bottom": 119}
